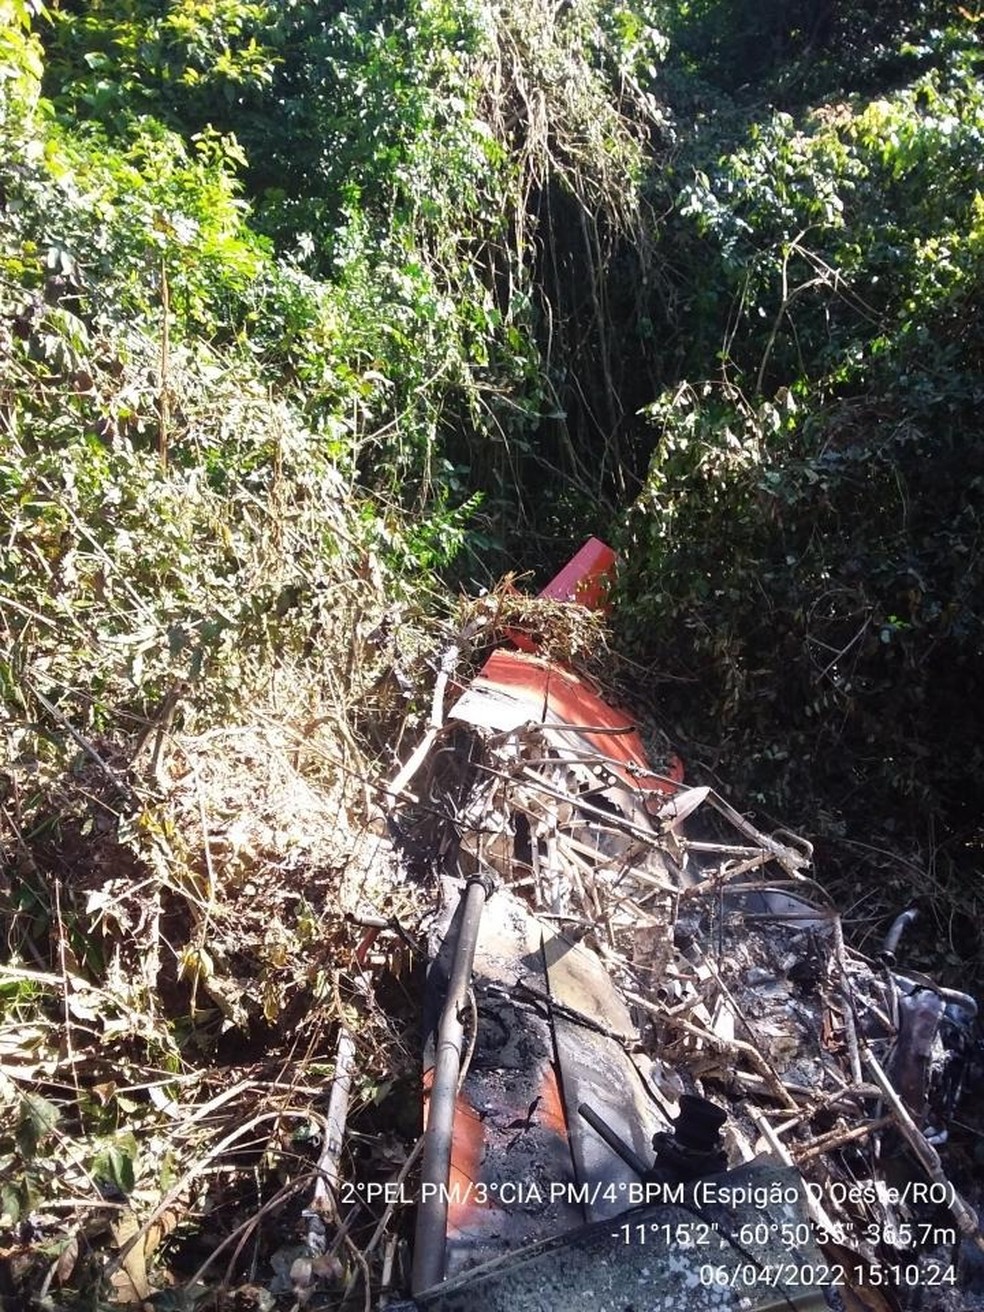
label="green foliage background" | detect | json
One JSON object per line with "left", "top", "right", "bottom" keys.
{"left": 3, "top": 0, "right": 981, "bottom": 967}
{"left": 615, "top": 3, "right": 984, "bottom": 957}
{"left": 2, "top": 0, "right": 980, "bottom": 982}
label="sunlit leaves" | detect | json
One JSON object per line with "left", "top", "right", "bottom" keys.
{"left": 42, "top": 0, "right": 276, "bottom": 133}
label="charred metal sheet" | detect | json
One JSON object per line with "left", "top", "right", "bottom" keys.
{"left": 541, "top": 926, "right": 668, "bottom": 1220}
{"left": 425, "top": 881, "right": 583, "bottom": 1277}
{"left": 890, "top": 987, "right": 946, "bottom": 1123}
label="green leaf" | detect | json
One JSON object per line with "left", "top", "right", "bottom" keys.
{"left": 93, "top": 1132, "right": 139, "bottom": 1195}
{"left": 16, "top": 1091, "right": 59, "bottom": 1158}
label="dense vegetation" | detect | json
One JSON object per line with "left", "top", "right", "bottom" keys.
{"left": 617, "top": 2, "right": 984, "bottom": 965}
{"left": 2, "top": 0, "right": 982, "bottom": 1301}
{"left": 615, "top": 3, "right": 984, "bottom": 960}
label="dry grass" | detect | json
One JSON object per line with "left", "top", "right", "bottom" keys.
{"left": 0, "top": 644, "right": 435, "bottom": 1306}
{"left": 457, "top": 574, "right": 612, "bottom": 672}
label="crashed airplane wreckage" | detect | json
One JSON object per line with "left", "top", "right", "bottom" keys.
{"left": 385, "top": 540, "right": 979, "bottom": 1312}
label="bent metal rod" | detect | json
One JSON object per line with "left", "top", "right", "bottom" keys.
{"left": 411, "top": 872, "right": 494, "bottom": 1295}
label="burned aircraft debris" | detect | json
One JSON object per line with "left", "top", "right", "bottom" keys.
{"left": 340, "top": 541, "right": 982, "bottom": 1311}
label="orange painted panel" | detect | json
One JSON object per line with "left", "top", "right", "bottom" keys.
{"left": 470, "top": 647, "right": 683, "bottom": 795}
{"left": 421, "top": 1071, "right": 489, "bottom": 1229}
{"left": 506, "top": 538, "right": 616, "bottom": 652}
{"left": 538, "top": 537, "right": 617, "bottom": 611}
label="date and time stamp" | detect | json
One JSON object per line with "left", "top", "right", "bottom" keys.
{"left": 340, "top": 1175, "right": 962, "bottom": 1291}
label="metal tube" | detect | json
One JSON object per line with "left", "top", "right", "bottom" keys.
{"left": 304, "top": 1025, "right": 356, "bottom": 1257}
{"left": 891, "top": 973, "right": 978, "bottom": 1020}
{"left": 412, "top": 876, "right": 492, "bottom": 1295}
{"left": 881, "top": 907, "right": 918, "bottom": 962}
{"left": 577, "top": 1103, "right": 651, "bottom": 1180}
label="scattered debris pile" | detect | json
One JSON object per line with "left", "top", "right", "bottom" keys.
{"left": 390, "top": 615, "right": 983, "bottom": 1311}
